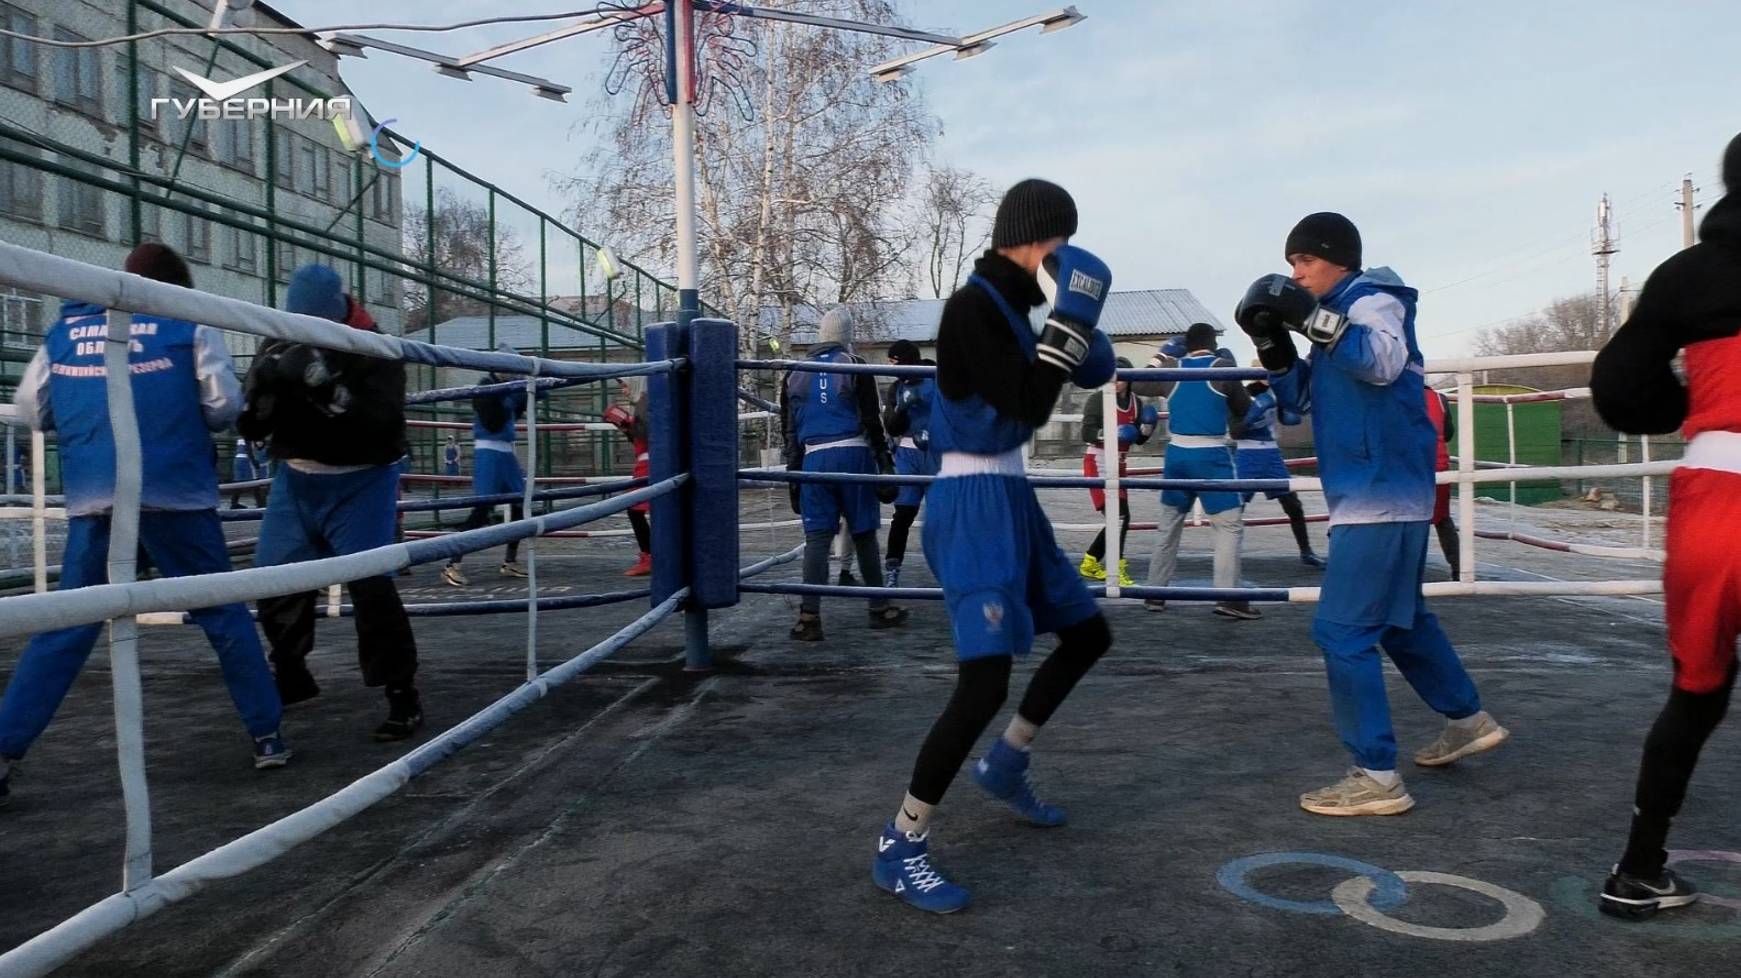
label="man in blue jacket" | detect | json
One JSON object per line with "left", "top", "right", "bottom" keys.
{"left": 1236, "top": 213, "right": 1507, "bottom": 816}
{"left": 1, "top": 244, "right": 288, "bottom": 808}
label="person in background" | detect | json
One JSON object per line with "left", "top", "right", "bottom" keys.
{"left": 229, "top": 438, "right": 257, "bottom": 509}
{"left": 442, "top": 345, "right": 532, "bottom": 586}
{"left": 880, "top": 339, "right": 937, "bottom": 589}
{"left": 1237, "top": 363, "right": 1323, "bottom": 567}
{"left": 1424, "top": 387, "right": 1460, "bottom": 578}
{"left": 241, "top": 264, "right": 423, "bottom": 742}
{"left": 604, "top": 376, "right": 654, "bottom": 577}
{"left": 442, "top": 434, "right": 461, "bottom": 476}
{"left": 1078, "top": 357, "right": 1156, "bottom": 587}
{"left": 1, "top": 243, "right": 288, "bottom": 810}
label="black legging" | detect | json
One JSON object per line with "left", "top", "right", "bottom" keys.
{"left": 1278, "top": 492, "right": 1313, "bottom": 554}
{"left": 1086, "top": 507, "right": 1131, "bottom": 561}
{"left": 448, "top": 502, "right": 522, "bottom": 565}
{"left": 1434, "top": 515, "right": 1461, "bottom": 577}
{"left": 1618, "top": 662, "right": 1738, "bottom": 876}
{"left": 259, "top": 576, "right": 418, "bottom": 689}
{"left": 628, "top": 509, "right": 651, "bottom": 553}
{"left": 907, "top": 614, "right": 1113, "bottom": 805}
{"left": 887, "top": 504, "right": 919, "bottom": 565}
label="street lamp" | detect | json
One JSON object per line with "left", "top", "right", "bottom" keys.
{"left": 869, "top": 6, "right": 1085, "bottom": 83}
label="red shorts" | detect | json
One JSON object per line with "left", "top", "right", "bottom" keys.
{"left": 1665, "top": 468, "right": 1741, "bottom": 693}
{"left": 631, "top": 455, "right": 651, "bottom": 514}
{"left": 1084, "top": 450, "right": 1127, "bottom": 512}
{"left": 1432, "top": 483, "right": 1451, "bottom": 524}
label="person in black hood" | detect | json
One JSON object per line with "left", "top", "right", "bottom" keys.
{"left": 1592, "top": 132, "right": 1741, "bottom": 919}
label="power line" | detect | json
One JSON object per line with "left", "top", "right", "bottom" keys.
{"left": 0, "top": 8, "right": 635, "bottom": 49}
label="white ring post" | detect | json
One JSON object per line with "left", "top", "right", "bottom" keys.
{"left": 1505, "top": 401, "right": 1517, "bottom": 528}
{"left": 101, "top": 309, "right": 153, "bottom": 891}
{"left": 325, "top": 583, "right": 341, "bottom": 618}
{"left": 1456, "top": 372, "right": 1475, "bottom": 584}
{"left": 32, "top": 428, "right": 46, "bottom": 593}
{"left": 1640, "top": 434, "right": 1651, "bottom": 550}
{"left": 523, "top": 373, "right": 539, "bottom": 681}
{"left": 1102, "top": 381, "right": 1120, "bottom": 597}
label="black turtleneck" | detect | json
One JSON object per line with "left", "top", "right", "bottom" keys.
{"left": 935, "top": 251, "right": 1069, "bottom": 429}
{"left": 1592, "top": 192, "right": 1741, "bottom": 434}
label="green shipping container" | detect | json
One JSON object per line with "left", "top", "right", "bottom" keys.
{"left": 1470, "top": 385, "right": 1562, "bottom": 506}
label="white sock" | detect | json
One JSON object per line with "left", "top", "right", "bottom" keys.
{"left": 1449, "top": 711, "right": 1487, "bottom": 733}
{"left": 894, "top": 793, "right": 933, "bottom": 836}
{"left": 1002, "top": 715, "right": 1039, "bottom": 750}
{"left": 1360, "top": 767, "right": 1400, "bottom": 787}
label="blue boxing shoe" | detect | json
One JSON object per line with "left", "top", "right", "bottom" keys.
{"left": 873, "top": 823, "right": 971, "bottom": 913}
{"left": 972, "top": 738, "right": 1067, "bottom": 826}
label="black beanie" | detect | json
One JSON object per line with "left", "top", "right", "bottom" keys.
{"left": 887, "top": 339, "right": 921, "bottom": 364}
{"left": 1285, "top": 212, "right": 1362, "bottom": 270}
{"left": 123, "top": 242, "right": 192, "bottom": 288}
{"left": 1724, "top": 132, "right": 1740, "bottom": 192}
{"left": 992, "top": 178, "right": 1078, "bottom": 249}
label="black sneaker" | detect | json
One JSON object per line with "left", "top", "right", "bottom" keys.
{"left": 274, "top": 667, "right": 321, "bottom": 707}
{"left": 1600, "top": 866, "right": 1699, "bottom": 919}
{"left": 790, "top": 614, "right": 824, "bottom": 642}
{"left": 838, "top": 568, "right": 859, "bottom": 587}
{"left": 868, "top": 606, "right": 909, "bottom": 630}
{"left": 374, "top": 688, "right": 424, "bottom": 742}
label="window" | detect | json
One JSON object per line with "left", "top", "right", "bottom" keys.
{"left": 333, "top": 153, "right": 353, "bottom": 205}
{"left": 376, "top": 269, "right": 399, "bottom": 308}
{"left": 168, "top": 79, "right": 207, "bottom": 157}
{"left": 275, "top": 240, "right": 295, "bottom": 283}
{"left": 52, "top": 28, "right": 102, "bottom": 116}
{"left": 182, "top": 205, "right": 211, "bottom": 264}
{"left": 273, "top": 130, "right": 294, "bottom": 190}
{"left": 226, "top": 223, "right": 259, "bottom": 274}
{"left": 297, "top": 138, "right": 318, "bottom": 198}
{"left": 217, "top": 119, "right": 255, "bottom": 173}
{"left": 2, "top": 4, "right": 36, "bottom": 93}
{"left": 369, "top": 172, "right": 393, "bottom": 222}
{"left": 56, "top": 159, "right": 106, "bottom": 237}
{"left": 0, "top": 146, "right": 43, "bottom": 222}
{"left": 139, "top": 202, "right": 162, "bottom": 244}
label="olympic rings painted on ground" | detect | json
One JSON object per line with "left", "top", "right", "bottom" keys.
{"left": 1332, "top": 871, "right": 1545, "bottom": 942}
{"left": 1216, "top": 852, "right": 1409, "bottom": 916}
{"left": 1668, "top": 850, "right": 1741, "bottom": 911}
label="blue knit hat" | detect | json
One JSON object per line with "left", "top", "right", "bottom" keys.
{"left": 285, "top": 264, "right": 349, "bottom": 322}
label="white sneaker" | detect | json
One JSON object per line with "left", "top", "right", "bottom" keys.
{"left": 1299, "top": 769, "right": 1415, "bottom": 816}
{"left": 1415, "top": 713, "right": 1509, "bottom": 767}
{"left": 499, "top": 561, "right": 528, "bottom": 578}
{"left": 440, "top": 564, "right": 468, "bottom": 587}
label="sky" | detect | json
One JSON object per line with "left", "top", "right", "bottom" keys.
{"left": 277, "top": 0, "right": 1736, "bottom": 359}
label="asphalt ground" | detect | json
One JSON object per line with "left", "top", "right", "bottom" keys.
{"left": 1, "top": 487, "right": 1735, "bottom": 977}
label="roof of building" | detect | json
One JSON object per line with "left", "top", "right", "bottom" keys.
{"left": 765, "top": 289, "right": 1224, "bottom": 345}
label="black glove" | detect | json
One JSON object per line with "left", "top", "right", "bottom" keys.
{"left": 1235, "top": 274, "right": 1311, "bottom": 371}
{"left": 875, "top": 451, "right": 899, "bottom": 505}
{"left": 786, "top": 449, "right": 804, "bottom": 515}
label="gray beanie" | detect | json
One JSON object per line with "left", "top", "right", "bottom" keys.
{"left": 817, "top": 306, "right": 852, "bottom": 350}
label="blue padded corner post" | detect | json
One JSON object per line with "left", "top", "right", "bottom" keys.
{"left": 645, "top": 321, "right": 689, "bottom": 608}
{"left": 685, "top": 318, "right": 740, "bottom": 611}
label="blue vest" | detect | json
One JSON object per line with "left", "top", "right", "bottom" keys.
{"left": 44, "top": 301, "right": 219, "bottom": 516}
{"left": 472, "top": 388, "right": 526, "bottom": 444}
{"left": 788, "top": 345, "right": 865, "bottom": 445}
{"left": 894, "top": 375, "right": 936, "bottom": 443}
{"left": 930, "top": 275, "right": 1041, "bottom": 455}
{"left": 1242, "top": 389, "right": 1280, "bottom": 444}
{"left": 1165, "top": 353, "right": 1230, "bottom": 437}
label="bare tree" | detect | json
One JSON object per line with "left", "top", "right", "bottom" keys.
{"left": 1472, "top": 290, "right": 1613, "bottom": 434}
{"left": 401, "top": 189, "right": 532, "bottom": 333}
{"left": 557, "top": 0, "right": 935, "bottom": 354}
{"left": 914, "top": 162, "right": 995, "bottom": 298}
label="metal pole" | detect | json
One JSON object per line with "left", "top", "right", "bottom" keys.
{"left": 1682, "top": 176, "right": 1697, "bottom": 251}
{"left": 487, "top": 189, "right": 498, "bottom": 352}
{"left": 31, "top": 428, "right": 45, "bottom": 593}
{"left": 1456, "top": 372, "right": 1476, "bottom": 584}
{"left": 1101, "top": 381, "right": 1119, "bottom": 597}
{"left": 101, "top": 310, "right": 153, "bottom": 890}
{"left": 1641, "top": 434, "right": 1652, "bottom": 550}
{"left": 523, "top": 373, "right": 540, "bottom": 680}
{"left": 669, "top": 0, "right": 708, "bottom": 665}
{"left": 1505, "top": 401, "right": 1517, "bottom": 528}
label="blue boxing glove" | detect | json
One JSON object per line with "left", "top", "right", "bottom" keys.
{"left": 1117, "top": 423, "right": 1140, "bottom": 447}
{"left": 1158, "top": 336, "right": 1188, "bottom": 359}
{"left": 1138, "top": 402, "right": 1160, "bottom": 439}
{"left": 1035, "top": 245, "right": 1112, "bottom": 374}
{"left": 1216, "top": 347, "right": 1237, "bottom": 362}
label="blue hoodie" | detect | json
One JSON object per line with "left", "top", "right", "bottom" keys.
{"left": 13, "top": 301, "right": 240, "bottom": 516}
{"left": 1270, "top": 268, "right": 1436, "bottom": 525}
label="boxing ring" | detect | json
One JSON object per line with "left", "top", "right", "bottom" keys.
{"left": 0, "top": 238, "right": 1685, "bottom": 974}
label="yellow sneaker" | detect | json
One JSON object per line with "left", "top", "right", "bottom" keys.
{"left": 1116, "top": 559, "right": 1136, "bottom": 587}
{"left": 1078, "top": 554, "right": 1106, "bottom": 581}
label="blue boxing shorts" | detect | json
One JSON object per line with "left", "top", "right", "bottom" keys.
{"left": 473, "top": 446, "right": 525, "bottom": 496}
{"left": 893, "top": 441, "right": 934, "bottom": 509}
{"left": 800, "top": 444, "right": 882, "bottom": 536}
{"left": 1160, "top": 443, "right": 1242, "bottom": 515}
{"left": 922, "top": 470, "right": 1099, "bottom": 660}
{"left": 1313, "top": 521, "right": 1431, "bottom": 653}
{"left": 1235, "top": 445, "right": 1292, "bottom": 501}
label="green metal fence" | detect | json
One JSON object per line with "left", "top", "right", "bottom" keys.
{"left": 0, "top": 0, "right": 710, "bottom": 491}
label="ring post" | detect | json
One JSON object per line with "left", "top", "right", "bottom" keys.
{"left": 646, "top": 321, "right": 690, "bottom": 613}
{"left": 1456, "top": 372, "right": 1476, "bottom": 584}
{"left": 1102, "top": 380, "right": 1120, "bottom": 598}
{"left": 683, "top": 319, "right": 739, "bottom": 671}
